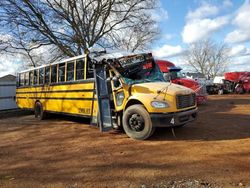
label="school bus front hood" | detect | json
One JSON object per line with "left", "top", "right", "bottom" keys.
{"left": 130, "top": 82, "right": 194, "bottom": 96}
{"left": 128, "top": 82, "right": 196, "bottom": 113}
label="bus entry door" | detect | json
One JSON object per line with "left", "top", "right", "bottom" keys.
{"left": 94, "top": 63, "right": 113, "bottom": 132}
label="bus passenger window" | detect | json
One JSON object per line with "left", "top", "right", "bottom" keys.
{"left": 58, "top": 63, "right": 65, "bottom": 82}
{"left": 20, "top": 73, "right": 24, "bottom": 86}
{"left": 86, "top": 61, "right": 94, "bottom": 79}
{"left": 29, "top": 71, "right": 33, "bottom": 85}
{"left": 67, "top": 62, "right": 74, "bottom": 81}
{"left": 39, "top": 68, "right": 44, "bottom": 84}
{"left": 76, "top": 60, "right": 84, "bottom": 80}
{"left": 34, "top": 70, "right": 38, "bottom": 85}
{"left": 45, "top": 66, "right": 50, "bottom": 84}
{"left": 24, "top": 72, "right": 29, "bottom": 86}
{"left": 51, "top": 65, "right": 57, "bottom": 83}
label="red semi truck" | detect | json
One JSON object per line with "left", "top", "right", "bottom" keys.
{"left": 225, "top": 72, "right": 250, "bottom": 93}
{"left": 207, "top": 71, "right": 250, "bottom": 94}
{"left": 156, "top": 60, "right": 207, "bottom": 104}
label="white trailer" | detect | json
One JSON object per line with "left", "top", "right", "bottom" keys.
{"left": 0, "top": 75, "right": 18, "bottom": 111}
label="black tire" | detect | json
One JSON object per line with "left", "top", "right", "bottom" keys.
{"left": 34, "top": 102, "right": 45, "bottom": 120}
{"left": 122, "top": 104, "right": 155, "bottom": 140}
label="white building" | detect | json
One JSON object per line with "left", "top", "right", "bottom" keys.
{"left": 0, "top": 74, "right": 18, "bottom": 111}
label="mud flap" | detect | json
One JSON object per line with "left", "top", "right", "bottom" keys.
{"left": 93, "top": 63, "right": 113, "bottom": 132}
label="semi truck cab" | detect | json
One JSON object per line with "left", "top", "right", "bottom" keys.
{"left": 156, "top": 60, "right": 207, "bottom": 104}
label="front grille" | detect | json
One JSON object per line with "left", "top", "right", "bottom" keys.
{"left": 176, "top": 93, "right": 196, "bottom": 109}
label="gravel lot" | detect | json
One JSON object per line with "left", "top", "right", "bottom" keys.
{"left": 0, "top": 95, "right": 250, "bottom": 188}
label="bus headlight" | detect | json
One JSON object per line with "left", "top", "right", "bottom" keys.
{"left": 116, "top": 91, "right": 125, "bottom": 106}
{"left": 151, "top": 101, "right": 169, "bottom": 108}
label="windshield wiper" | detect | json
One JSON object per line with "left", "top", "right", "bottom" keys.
{"left": 154, "top": 82, "right": 172, "bottom": 100}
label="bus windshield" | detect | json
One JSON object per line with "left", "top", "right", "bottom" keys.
{"left": 114, "top": 54, "right": 164, "bottom": 85}
{"left": 163, "top": 71, "right": 185, "bottom": 81}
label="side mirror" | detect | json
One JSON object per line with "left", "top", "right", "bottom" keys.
{"left": 106, "top": 77, "right": 112, "bottom": 82}
{"left": 112, "top": 76, "right": 119, "bottom": 82}
{"left": 106, "top": 75, "right": 120, "bottom": 84}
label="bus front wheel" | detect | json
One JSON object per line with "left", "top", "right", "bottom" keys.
{"left": 34, "top": 102, "right": 45, "bottom": 120}
{"left": 122, "top": 104, "right": 155, "bottom": 140}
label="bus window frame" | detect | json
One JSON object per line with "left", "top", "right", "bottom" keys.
{"left": 45, "top": 66, "right": 50, "bottom": 84}
{"left": 76, "top": 58, "right": 85, "bottom": 81}
{"left": 19, "top": 73, "right": 25, "bottom": 86}
{"left": 66, "top": 61, "right": 75, "bottom": 82}
{"left": 65, "top": 62, "right": 67, "bottom": 82}
{"left": 29, "top": 71, "right": 34, "bottom": 85}
{"left": 33, "top": 69, "right": 38, "bottom": 85}
{"left": 51, "top": 64, "right": 57, "bottom": 84}
{"left": 24, "top": 72, "right": 29, "bottom": 86}
{"left": 56, "top": 64, "right": 59, "bottom": 83}
{"left": 58, "top": 62, "right": 66, "bottom": 83}
{"left": 86, "top": 58, "right": 94, "bottom": 80}
{"left": 39, "top": 67, "right": 45, "bottom": 85}
{"left": 74, "top": 60, "right": 76, "bottom": 81}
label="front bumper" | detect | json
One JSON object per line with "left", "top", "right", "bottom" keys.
{"left": 150, "top": 108, "right": 198, "bottom": 127}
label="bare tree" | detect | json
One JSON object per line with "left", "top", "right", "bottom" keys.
{"left": 0, "top": 0, "right": 158, "bottom": 67}
{"left": 182, "top": 39, "right": 230, "bottom": 79}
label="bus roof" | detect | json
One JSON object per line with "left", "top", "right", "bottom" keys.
{"left": 18, "top": 50, "right": 150, "bottom": 74}
{"left": 19, "top": 54, "right": 87, "bottom": 73}
{"left": 92, "top": 51, "right": 139, "bottom": 61}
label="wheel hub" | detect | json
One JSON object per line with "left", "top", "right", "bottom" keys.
{"left": 129, "top": 114, "right": 144, "bottom": 132}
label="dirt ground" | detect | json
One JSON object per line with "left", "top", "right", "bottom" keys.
{"left": 0, "top": 95, "right": 249, "bottom": 188}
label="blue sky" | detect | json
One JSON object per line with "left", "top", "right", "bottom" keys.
{"left": 151, "top": 0, "right": 250, "bottom": 71}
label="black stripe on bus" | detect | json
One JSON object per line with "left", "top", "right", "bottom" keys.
{"left": 20, "top": 108, "right": 95, "bottom": 120}
{"left": 17, "top": 79, "right": 95, "bottom": 89}
{"left": 16, "top": 97, "right": 96, "bottom": 101}
{"left": 16, "top": 89, "right": 95, "bottom": 94}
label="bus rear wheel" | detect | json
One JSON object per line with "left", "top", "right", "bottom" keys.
{"left": 122, "top": 104, "right": 155, "bottom": 140}
{"left": 34, "top": 102, "right": 45, "bottom": 120}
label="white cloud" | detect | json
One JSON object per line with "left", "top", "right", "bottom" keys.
{"left": 186, "top": 2, "right": 219, "bottom": 20}
{"left": 182, "top": 1, "right": 232, "bottom": 44}
{"left": 0, "top": 55, "right": 24, "bottom": 77}
{"left": 151, "top": 6, "right": 168, "bottom": 22}
{"left": 233, "top": 0, "right": 250, "bottom": 29}
{"left": 162, "top": 33, "right": 173, "bottom": 41}
{"left": 229, "top": 55, "right": 250, "bottom": 71}
{"left": 225, "top": 30, "right": 250, "bottom": 44}
{"left": 228, "top": 44, "right": 250, "bottom": 57}
{"left": 225, "top": 0, "right": 250, "bottom": 43}
{"left": 150, "top": 1, "right": 168, "bottom": 22}
{"left": 152, "top": 44, "right": 183, "bottom": 59}
{"left": 227, "top": 44, "right": 250, "bottom": 71}
{"left": 182, "top": 16, "right": 230, "bottom": 43}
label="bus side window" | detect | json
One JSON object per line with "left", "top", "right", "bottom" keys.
{"left": 67, "top": 61, "right": 74, "bottom": 81}
{"left": 51, "top": 65, "right": 57, "bottom": 83}
{"left": 58, "top": 63, "right": 65, "bottom": 82}
{"left": 29, "top": 71, "right": 33, "bottom": 85}
{"left": 76, "top": 60, "right": 84, "bottom": 80}
{"left": 39, "top": 68, "right": 44, "bottom": 84}
{"left": 86, "top": 61, "right": 94, "bottom": 79}
{"left": 20, "top": 73, "right": 24, "bottom": 86}
{"left": 25, "top": 72, "right": 29, "bottom": 86}
{"left": 34, "top": 70, "right": 38, "bottom": 85}
{"left": 45, "top": 66, "right": 50, "bottom": 84}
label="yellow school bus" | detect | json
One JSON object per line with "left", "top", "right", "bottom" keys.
{"left": 16, "top": 52, "right": 197, "bottom": 140}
